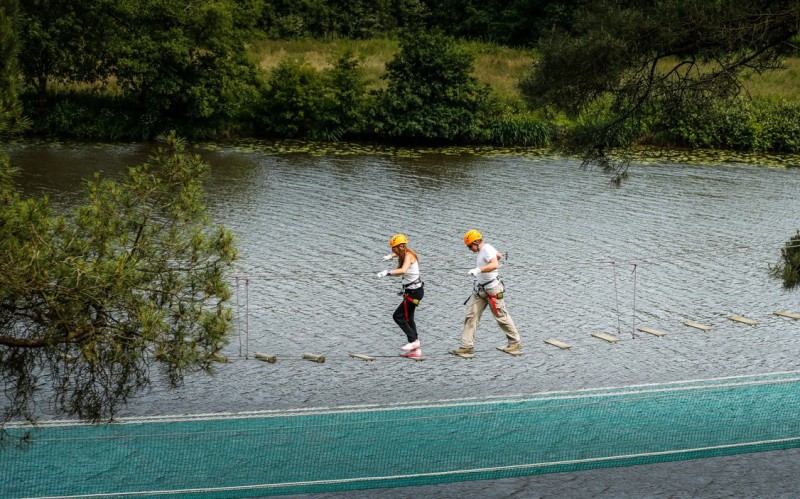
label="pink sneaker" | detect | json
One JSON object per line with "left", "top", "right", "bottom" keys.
{"left": 402, "top": 348, "right": 422, "bottom": 358}
{"left": 401, "top": 339, "right": 420, "bottom": 351}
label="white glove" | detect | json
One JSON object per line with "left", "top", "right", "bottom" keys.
{"left": 382, "top": 254, "right": 394, "bottom": 261}
{"left": 377, "top": 270, "right": 390, "bottom": 277}
{"left": 468, "top": 267, "right": 481, "bottom": 277}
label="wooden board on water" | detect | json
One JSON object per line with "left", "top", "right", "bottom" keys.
{"left": 729, "top": 315, "right": 758, "bottom": 326}
{"left": 685, "top": 320, "right": 712, "bottom": 332}
{"left": 775, "top": 311, "right": 800, "bottom": 320}
{"left": 591, "top": 332, "right": 621, "bottom": 343}
{"left": 544, "top": 338, "right": 573, "bottom": 349}
{"left": 349, "top": 353, "right": 376, "bottom": 361}
{"left": 496, "top": 346, "right": 523, "bottom": 356}
{"left": 450, "top": 350, "right": 476, "bottom": 359}
{"left": 637, "top": 327, "right": 666, "bottom": 337}
{"left": 254, "top": 352, "right": 277, "bottom": 363}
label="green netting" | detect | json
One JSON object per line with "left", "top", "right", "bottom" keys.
{"left": 3, "top": 372, "right": 800, "bottom": 498}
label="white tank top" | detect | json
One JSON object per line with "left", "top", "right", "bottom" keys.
{"left": 402, "top": 261, "right": 421, "bottom": 288}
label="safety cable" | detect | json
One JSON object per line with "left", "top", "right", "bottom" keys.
{"left": 631, "top": 262, "right": 638, "bottom": 339}
{"left": 228, "top": 241, "right": 798, "bottom": 281}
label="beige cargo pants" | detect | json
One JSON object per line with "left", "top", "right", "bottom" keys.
{"left": 460, "top": 282, "right": 521, "bottom": 348}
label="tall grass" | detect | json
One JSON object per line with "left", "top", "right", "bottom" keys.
{"left": 248, "top": 38, "right": 399, "bottom": 91}
{"left": 744, "top": 58, "right": 800, "bottom": 101}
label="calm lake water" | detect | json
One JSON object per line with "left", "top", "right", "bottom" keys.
{"left": 5, "top": 140, "right": 800, "bottom": 498}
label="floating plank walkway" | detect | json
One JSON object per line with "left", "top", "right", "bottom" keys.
{"left": 685, "top": 320, "right": 713, "bottom": 331}
{"left": 248, "top": 311, "right": 797, "bottom": 364}
{"left": 730, "top": 315, "right": 758, "bottom": 326}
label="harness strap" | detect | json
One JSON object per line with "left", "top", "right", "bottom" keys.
{"left": 403, "top": 293, "right": 420, "bottom": 321}
{"left": 486, "top": 294, "right": 499, "bottom": 317}
{"left": 403, "top": 277, "right": 422, "bottom": 289}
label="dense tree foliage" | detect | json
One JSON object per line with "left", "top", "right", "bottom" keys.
{"left": 323, "top": 52, "right": 371, "bottom": 140}
{"left": 373, "top": 30, "right": 493, "bottom": 142}
{"left": 0, "top": 0, "right": 22, "bottom": 131}
{"left": 0, "top": 135, "right": 237, "bottom": 423}
{"left": 423, "top": 0, "right": 579, "bottom": 46}
{"left": 109, "top": 0, "right": 263, "bottom": 133}
{"left": 261, "top": 0, "right": 428, "bottom": 39}
{"left": 19, "top": 0, "right": 264, "bottom": 137}
{"left": 257, "top": 52, "right": 369, "bottom": 140}
{"left": 258, "top": 0, "right": 579, "bottom": 45}
{"left": 2, "top": 13, "right": 238, "bottom": 422}
{"left": 18, "top": 0, "right": 113, "bottom": 104}
{"left": 520, "top": 0, "right": 800, "bottom": 183}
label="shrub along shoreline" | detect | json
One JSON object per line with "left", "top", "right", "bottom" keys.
{"left": 20, "top": 36, "right": 800, "bottom": 156}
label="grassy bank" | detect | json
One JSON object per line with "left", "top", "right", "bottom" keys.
{"left": 249, "top": 38, "right": 800, "bottom": 104}
{"left": 249, "top": 38, "right": 534, "bottom": 104}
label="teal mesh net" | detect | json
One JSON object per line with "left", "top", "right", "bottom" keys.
{"left": 3, "top": 371, "right": 800, "bottom": 498}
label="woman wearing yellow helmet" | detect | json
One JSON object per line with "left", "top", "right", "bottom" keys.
{"left": 377, "top": 233, "right": 424, "bottom": 357}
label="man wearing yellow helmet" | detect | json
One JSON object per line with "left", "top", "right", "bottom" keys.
{"left": 377, "top": 233, "right": 424, "bottom": 358}
{"left": 451, "top": 229, "right": 522, "bottom": 357}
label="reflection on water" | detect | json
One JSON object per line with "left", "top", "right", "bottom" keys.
{"left": 5, "top": 139, "right": 800, "bottom": 498}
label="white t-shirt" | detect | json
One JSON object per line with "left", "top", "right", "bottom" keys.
{"left": 475, "top": 243, "right": 500, "bottom": 285}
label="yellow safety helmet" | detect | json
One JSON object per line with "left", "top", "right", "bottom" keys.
{"left": 463, "top": 229, "right": 482, "bottom": 246}
{"left": 390, "top": 233, "right": 409, "bottom": 247}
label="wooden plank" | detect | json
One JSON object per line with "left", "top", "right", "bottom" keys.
{"left": 685, "top": 320, "right": 712, "bottom": 332}
{"left": 591, "top": 332, "right": 621, "bottom": 343}
{"left": 254, "top": 352, "right": 277, "bottom": 363}
{"left": 496, "top": 346, "right": 523, "bottom": 356}
{"left": 450, "top": 350, "right": 476, "bottom": 359}
{"left": 729, "top": 315, "right": 758, "bottom": 326}
{"left": 544, "top": 338, "right": 573, "bottom": 349}
{"left": 637, "top": 327, "right": 667, "bottom": 337}
{"left": 302, "top": 352, "right": 326, "bottom": 363}
{"left": 775, "top": 311, "right": 800, "bottom": 320}
{"left": 349, "top": 353, "right": 376, "bottom": 361}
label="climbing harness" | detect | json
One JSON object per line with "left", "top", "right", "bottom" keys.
{"left": 402, "top": 293, "right": 421, "bottom": 321}
{"left": 401, "top": 277, "right": 422, "bottom": 290}
{"left": 464, "top": 279, "right": 505, "bottom": 317}
{"left": 401, "top": 282, "right": 423, "bottom": 321}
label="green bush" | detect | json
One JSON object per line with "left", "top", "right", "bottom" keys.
{"left": 257, "top": 58, "right": 327, "bottom": 138}
{"left": 256, "top": 52, "right": 371, "bottom": 141}
{"left": 567, "top": 106, "right": 647, "bottom": 149}
{"left": 318, "top": 52, "right": 371, "bottom": 140}
{"left": 372, "top": 31, "right": 495, "bottom": 143}
{"left": 22, "top": 91, "right": 145, "bottom": 140}
{"left": 754, "top": 100, "right": 800, "bottom": 152}
{"left": 658, "top": 98, "right": 800, "bottom": 153}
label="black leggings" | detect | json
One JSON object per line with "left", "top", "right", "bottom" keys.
{"left": 393, "top": 286, "right": 424, "bottom": 343}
